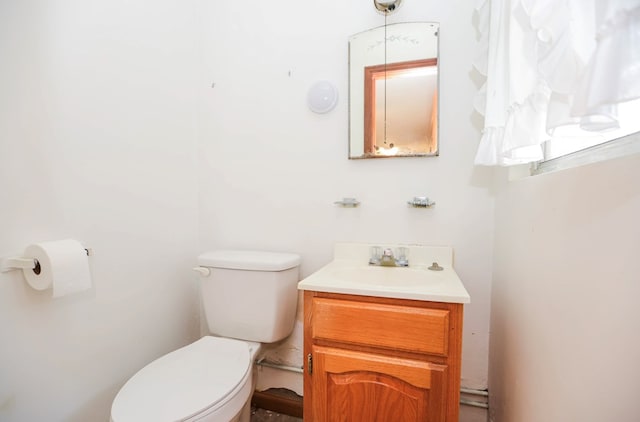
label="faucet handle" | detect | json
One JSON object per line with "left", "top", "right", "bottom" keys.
{"left": 395, "top": 247, "right": 409, "bottom": 266}
{"left": 369, "top": 246, "right": 382, "bottom": 265}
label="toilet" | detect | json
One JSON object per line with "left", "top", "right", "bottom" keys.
{"left": 110, "top": 250, "right": 301, "bottom": 422}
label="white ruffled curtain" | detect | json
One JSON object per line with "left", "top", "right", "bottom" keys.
{"left": 473, "top": 0, "right": 640, "bottom": 166}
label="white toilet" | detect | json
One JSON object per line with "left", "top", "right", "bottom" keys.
{"left": 110, "top": 250, "right": 301, "bottom": 422}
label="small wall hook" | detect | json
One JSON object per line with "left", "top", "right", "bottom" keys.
{"left": 334, "top": 198, "right": 360, "bottom": 207}
{"left": 407, "top": 196, "right": 436, "bottom": 208}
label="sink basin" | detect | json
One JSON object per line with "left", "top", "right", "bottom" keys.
{"left": 297, "top": 242, "right": 470, "bottom": 303}
{"left": 330, "top": 266, "right": 446, "bottom": 288}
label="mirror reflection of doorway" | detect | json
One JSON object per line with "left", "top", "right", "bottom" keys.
{"left": 364, "top": 58, "right": 438, "bottom": 157}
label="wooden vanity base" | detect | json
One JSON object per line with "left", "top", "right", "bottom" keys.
{"left": 303, "top": 291, "right": 463, "bottom": 422}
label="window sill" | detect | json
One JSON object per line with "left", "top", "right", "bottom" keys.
{"left": 531, "top": 131, "right": 640, "bottom": 176}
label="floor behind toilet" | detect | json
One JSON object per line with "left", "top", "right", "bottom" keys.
{"left": 251, "top": 407, "right": 302, "bottom": 422}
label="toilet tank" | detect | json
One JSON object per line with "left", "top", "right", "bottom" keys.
{"left": 197, "top": 250, "right": 301, "bottom": 343}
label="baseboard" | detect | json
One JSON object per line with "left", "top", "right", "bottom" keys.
{"left": 251, "top": 388, "right": 303, "bottom": 418}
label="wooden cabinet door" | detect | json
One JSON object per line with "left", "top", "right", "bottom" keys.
{"left": 311, "top": 345, "right": 447, "bottom": 422}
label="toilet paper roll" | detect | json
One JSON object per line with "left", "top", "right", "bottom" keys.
{"left": 23, "top": 239, "right": 92, "bottom": 298}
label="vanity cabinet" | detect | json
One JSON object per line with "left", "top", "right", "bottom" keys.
{"left": 303, "top": 291, "right": 463, "bottom": 422}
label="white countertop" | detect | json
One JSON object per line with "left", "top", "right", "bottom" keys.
{"left": 297, "top": 243, "right": 470, "bottom": 304}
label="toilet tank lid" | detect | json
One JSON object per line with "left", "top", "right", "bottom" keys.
{"left": 198, "top": 250, "right": 301, "bottom": 271}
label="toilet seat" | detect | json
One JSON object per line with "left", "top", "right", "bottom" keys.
{"left": 111, "top": 336, "right": 252, "bottom": 422}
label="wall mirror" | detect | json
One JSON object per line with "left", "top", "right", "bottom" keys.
{"left": 349, "top": 22, "right": 439, "bottom": 159}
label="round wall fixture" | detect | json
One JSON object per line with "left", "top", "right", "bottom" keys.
{"left": 307, "top": 80, "right": 338, "bottom": 114}
{"left": 373, "top": 0, "right": 403, "bottom": 14}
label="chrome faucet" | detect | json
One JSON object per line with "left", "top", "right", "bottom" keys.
{"left": 369, "top": 246, "right": 409, "bottom": 267}
{"left": 379, "top": 248, "right": 396, "bottom": 266}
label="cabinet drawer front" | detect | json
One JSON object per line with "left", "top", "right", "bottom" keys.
{"left": 312, "top": 298, "right": 449, "bottom": 356}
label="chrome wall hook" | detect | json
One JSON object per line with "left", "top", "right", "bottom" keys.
{"left": 407, "top": 196, "right": 436, "bottom": 208}
{"left": 334, "top": 198, "right": 360, "bottom": 207}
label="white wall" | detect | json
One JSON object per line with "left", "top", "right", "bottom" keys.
{"left": 489, "top": 153, "right": 640, "bottom": 421}
{"left": 0, "top": 1, "right": 493, "bottom": 420}
{"left": 196, "top": 0, "right": 493, "bottom": 406}
{"left": 0, "top": 1, "right": 200, "bottom": 420}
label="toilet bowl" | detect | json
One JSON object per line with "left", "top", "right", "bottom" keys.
{"left": 111, "top": 337, "right": 260, "bottom": 422}
{"left": 110, "top": 250, "right": 301, "bottom": 422}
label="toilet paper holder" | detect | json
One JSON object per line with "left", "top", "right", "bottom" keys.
{"left": 0, "top": 247, "right": 93, "bottom": 273}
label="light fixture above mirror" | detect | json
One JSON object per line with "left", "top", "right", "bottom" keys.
{"left": 373, "top": 0, "right": 403, "bottom": 15}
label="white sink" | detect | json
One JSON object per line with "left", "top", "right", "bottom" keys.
{"left": 297, "top": 243, "right": 470, "bottom": 303}
{"left": 330, "top": 266, "right": 447, "bottom": 288}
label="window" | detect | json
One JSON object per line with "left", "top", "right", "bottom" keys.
{"left": 533, "top": 99, "right": 640, "bottom": 174}
{"left": 473, "top": 1, "right": 640, "bottom": 170}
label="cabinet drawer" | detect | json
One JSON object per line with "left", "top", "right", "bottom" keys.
{"left": 311, "top": 297, "right": 449, "bottom": 356}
